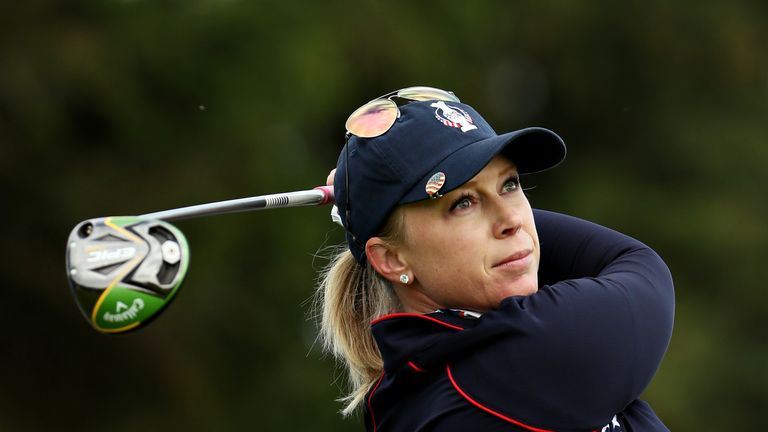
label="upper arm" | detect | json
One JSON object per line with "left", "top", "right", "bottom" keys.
{"left": 535, "top": 209, "right": 645, "bottom": 284}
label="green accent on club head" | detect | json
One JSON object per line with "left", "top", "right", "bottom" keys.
{"left": 109, "top": 216, "right": 144, "bottom": 227}
{"left": 92, "top": 285, "right": 168, "bottom": 332}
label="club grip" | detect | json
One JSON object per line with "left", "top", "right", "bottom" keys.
{"left": 313, "top": 186, "right": 335, "bottom": 205}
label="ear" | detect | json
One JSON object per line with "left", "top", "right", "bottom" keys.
{"left": 365, "top": 237, "right": 409, "bottom": 285}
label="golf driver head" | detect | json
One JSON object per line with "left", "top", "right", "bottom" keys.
{"left": 66, "top": 216, "right": 189, "bottom": 334}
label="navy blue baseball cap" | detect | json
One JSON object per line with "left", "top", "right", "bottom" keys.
{"left": 334, "top": 99, "right": 566, "bottom": 264}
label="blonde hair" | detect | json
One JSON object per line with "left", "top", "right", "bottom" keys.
{"left": 314, "top": 209, "right": 406, "bottom": 416}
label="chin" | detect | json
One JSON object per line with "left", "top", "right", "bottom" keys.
{"left": 501, "top": 277, "right": 539, "bottom": 298}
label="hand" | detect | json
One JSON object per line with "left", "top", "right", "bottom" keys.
{"left": 326, "top": 169, "right": 343, "bottom": 226}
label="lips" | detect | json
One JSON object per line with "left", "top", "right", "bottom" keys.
{"left": 492, "top": 249, "right": 533, "bottom": 269}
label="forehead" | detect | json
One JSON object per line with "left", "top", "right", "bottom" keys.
{"left": 457, "top": 154, "right": 518, "bottom": 188}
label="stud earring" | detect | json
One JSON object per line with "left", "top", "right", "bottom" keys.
{"left": 399, "top": 274, "right": 410, "bottom": 284}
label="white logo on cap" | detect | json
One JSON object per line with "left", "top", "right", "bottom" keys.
{"left": 431, "top": 101, "right": 477, "bottom": 132}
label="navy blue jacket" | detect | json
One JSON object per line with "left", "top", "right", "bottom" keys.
{"left": 364, "top": 210, "right": 675, "bottom": 431}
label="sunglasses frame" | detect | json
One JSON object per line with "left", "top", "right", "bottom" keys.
{"left": 344, "top": 86, "right": 460, "bottom": 139}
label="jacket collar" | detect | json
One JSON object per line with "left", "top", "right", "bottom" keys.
{"left": 371, "top": 310, "right": 481, "bottom": 373}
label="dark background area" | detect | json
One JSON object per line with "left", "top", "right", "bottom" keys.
{"left": 2, "top": 1, "right": 766, "bottom": 430}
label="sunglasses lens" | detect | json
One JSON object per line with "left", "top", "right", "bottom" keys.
{"left": 396, "top": 86, "right": 460, "bottom": 103}
{"left": 345, "top": 99, "right": 398, "bottom": 138}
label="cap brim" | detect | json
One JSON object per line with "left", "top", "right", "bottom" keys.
{"left": 400, "top": 127, "right": 565, "bottom": 204}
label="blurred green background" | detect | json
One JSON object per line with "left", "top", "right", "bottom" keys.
{"left": 2, "top": 0, "right": 766, "bottom": 430}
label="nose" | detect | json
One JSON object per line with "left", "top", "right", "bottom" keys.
{"left": 492, "top": 198, "right": 524, "bottom": 239}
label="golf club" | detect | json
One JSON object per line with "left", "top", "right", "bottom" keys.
{"left": 66, "top": 186, "right": 336, "bottom": 334}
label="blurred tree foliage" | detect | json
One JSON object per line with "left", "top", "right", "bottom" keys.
{"left": 1, "top": 0, "right": 766, "bottom": 430}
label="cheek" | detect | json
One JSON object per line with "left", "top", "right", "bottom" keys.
{"left": 406, "top": 228, "right": 484, "bottom": 285}
{"left": 526, "top": 220, "right": 541, "bottom": 273}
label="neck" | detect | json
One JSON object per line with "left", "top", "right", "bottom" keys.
{"left": 393, "top": 283, "right": 441, "bottom": 314}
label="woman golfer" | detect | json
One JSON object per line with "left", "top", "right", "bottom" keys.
{"left": 317, "top": 87, "right": 674, "bottom": 431}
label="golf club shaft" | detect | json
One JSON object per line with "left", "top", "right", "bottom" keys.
{"left": 139, "top": 186, "right": 335, "bottom": 222}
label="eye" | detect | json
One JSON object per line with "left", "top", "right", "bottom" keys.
{"left": 502, "top": 176, "right": 520, "bottom": 193}
{"left": 450, "top": 194, "right": 474, "bottom": 212}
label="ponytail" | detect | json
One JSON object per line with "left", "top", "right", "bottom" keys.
{"left": 314, "top": 209, "right": 405, "bottom": 416}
